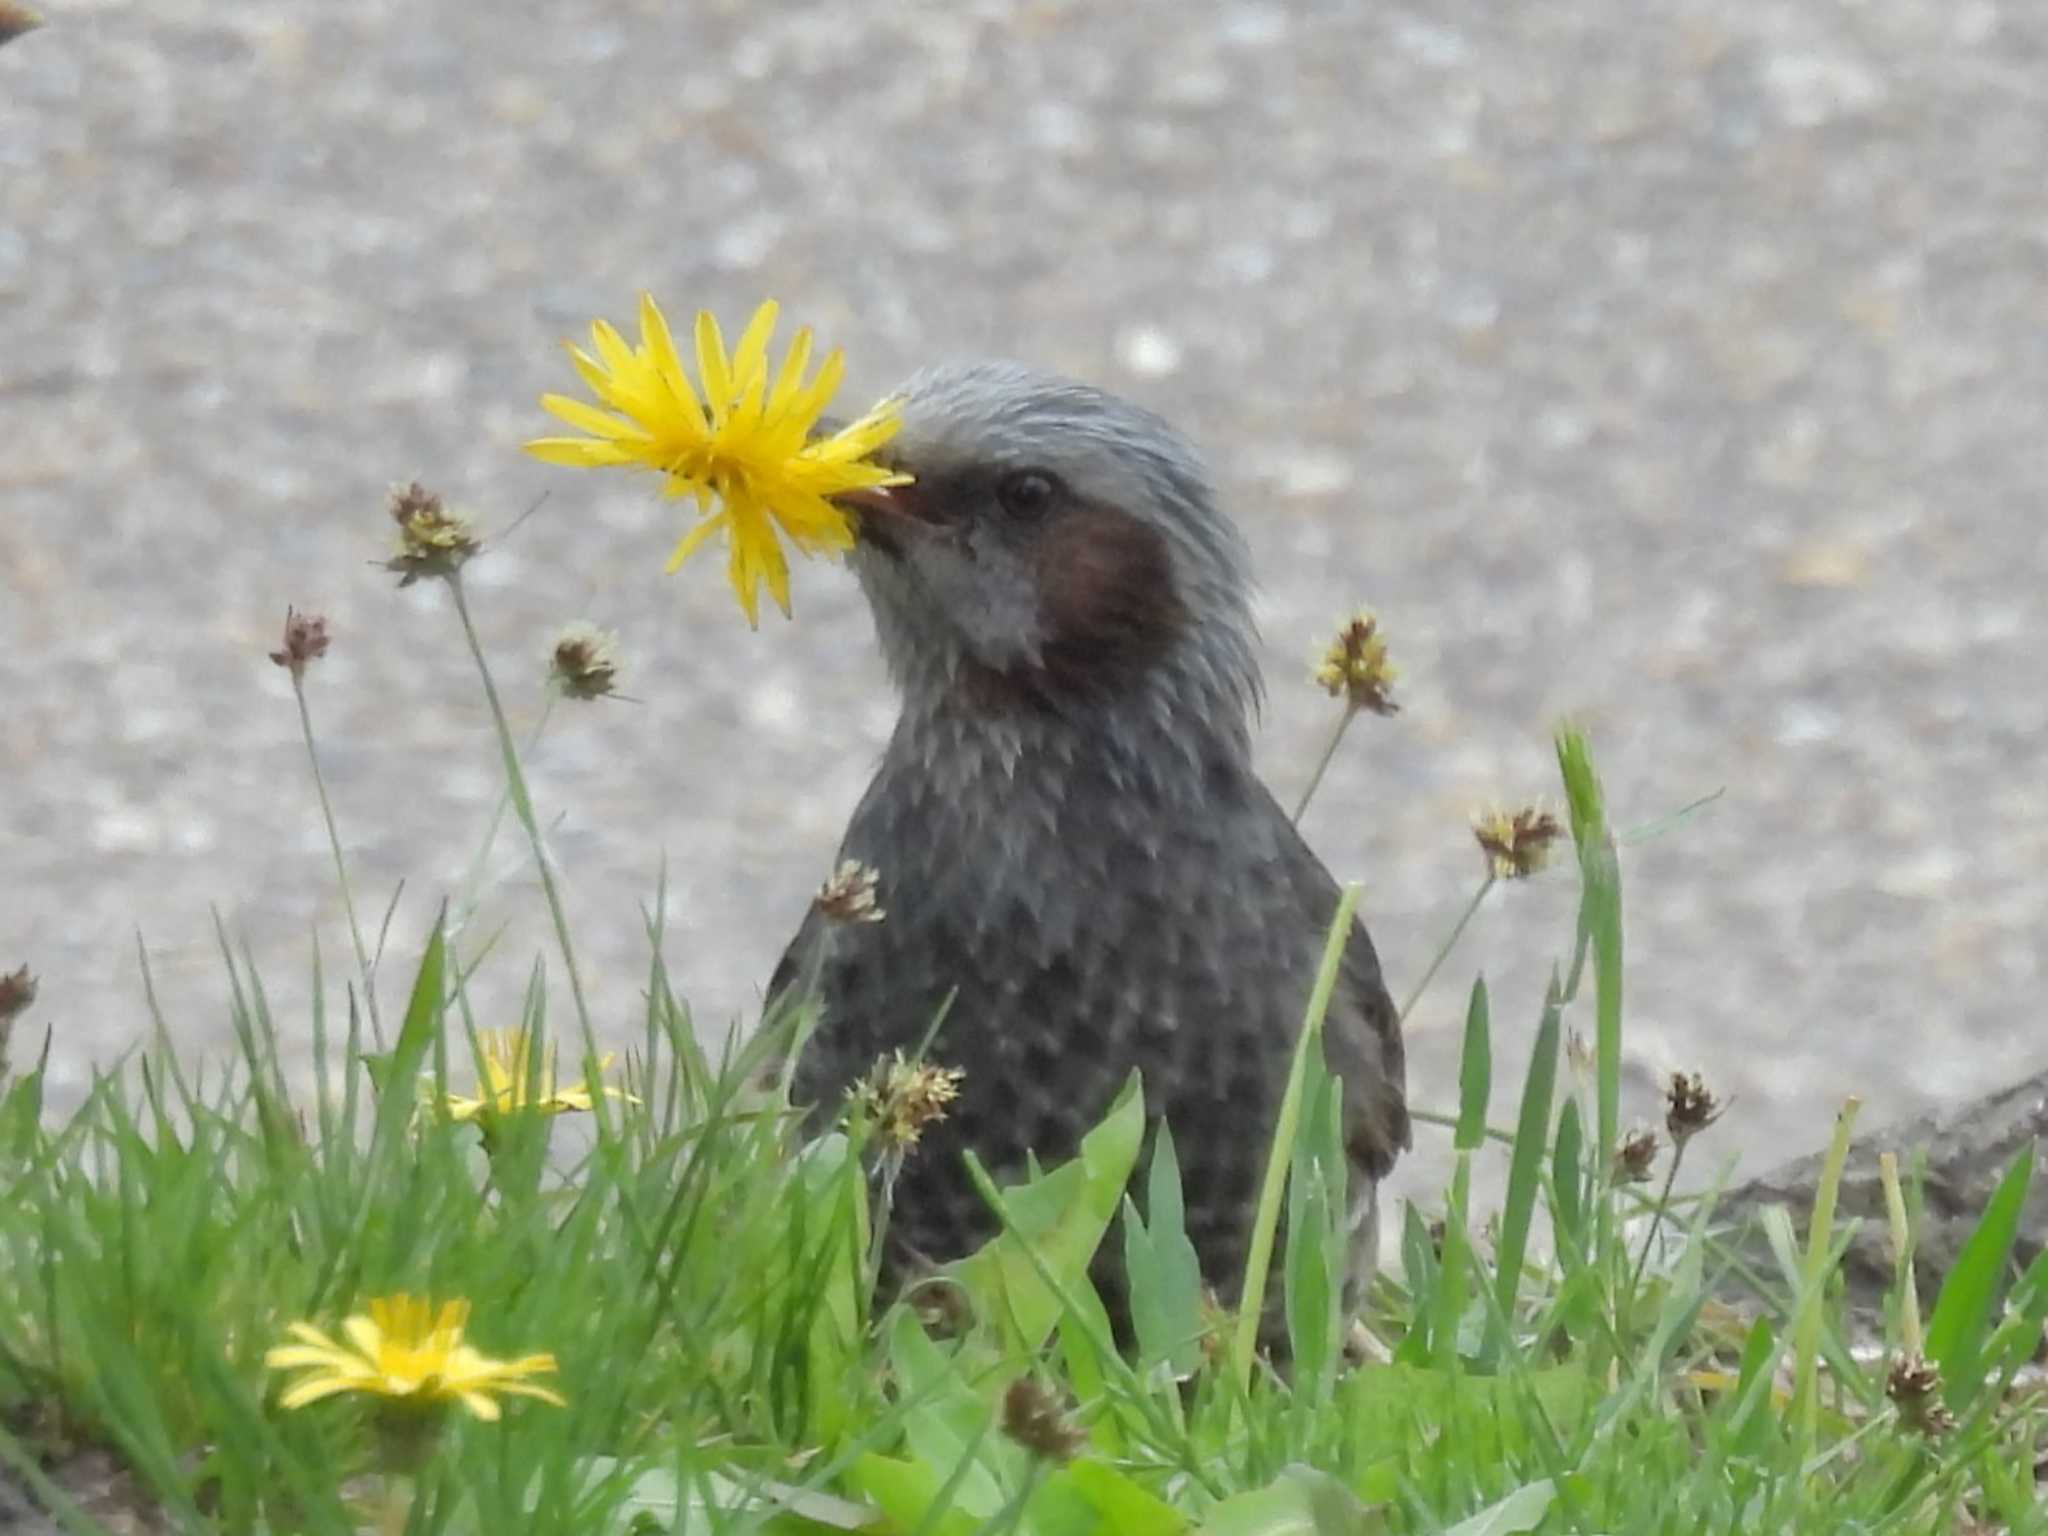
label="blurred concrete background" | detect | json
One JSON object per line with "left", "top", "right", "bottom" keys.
{"left": 3, "top": 1, "right": 2044, "bottom": 1210}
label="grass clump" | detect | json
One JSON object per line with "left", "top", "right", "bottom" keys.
{"left": 0, "top": 517, "right": 2042, "bottom": 1536}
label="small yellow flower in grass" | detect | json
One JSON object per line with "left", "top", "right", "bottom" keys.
{"left": 1472, "top": 805, "right": 1565, "bottom": 880}
{"left": 265, "top": 1294, "right": 563, "bottom": 1421}
{"left": 440, "top": 1029, "right": 634, "bottom": 1127}
{"left": 526, "top": 295, "right": 910, "bottom": 627}
{"left": 1313, "top": 609, "right": 1399, "bottom": 715}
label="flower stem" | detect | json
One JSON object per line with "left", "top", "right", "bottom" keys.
{"left": 1291, "top": 703, "right": 1359, "bottom": 824}
{"left": 1624, "top": 1138, "right": 1686, "bottom": 1309}
{"left": 292, "top": 676, "right": 387, "bottom": 1050}
{"left": 448, "top": 692, "right": 558, "bottom": 946}
{"left": 1396, "top": 875, "right": 1495, "bottom": 1025}
{"left": 445, "top": 573, "right": 596, "bottom": 1050}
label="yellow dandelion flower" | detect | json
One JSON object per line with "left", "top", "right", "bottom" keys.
{"left": 526, "top": 295, "right": 910, "bottom": 626}
{"left": 265, "top": 1294, "right": 564, "bottom": 1421}
{"left": 437, "top": 1029, "right": 634, "bottom": 1126}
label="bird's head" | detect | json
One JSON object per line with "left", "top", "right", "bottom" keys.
{"left": 836, "top": 362, "right": 1261, "bottom": 743}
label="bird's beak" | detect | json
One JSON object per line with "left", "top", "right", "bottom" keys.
{"left": 834, "top": 482, "right": 936, "bottom": 547}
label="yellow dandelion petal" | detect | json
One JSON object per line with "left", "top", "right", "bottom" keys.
{"left": 638, "top": 293, "right": 707, "bottom": 438}
{"left": 731, "top": 300, "right": 779, "bottom": 400}
{"left": 665, "top": 508, "right": 730, "bottom": 574}
{"left": 694, "top": 308, "right": 734, "bottom": 425}
{"left": 790, "top": 347, "right": 847, "bottom": 429}
{"left": 524, "top": 436, "right": 634, "bottom": 469}
{"left": 765, "top": 326, "right": 815, "bottom": 429}
{"left": 539, "top": 393, "right": 637, "bottom": 442}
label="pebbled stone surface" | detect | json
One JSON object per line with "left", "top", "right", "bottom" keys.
{"left": 3, "top": 1, "right": 2045, "bottom": 1215}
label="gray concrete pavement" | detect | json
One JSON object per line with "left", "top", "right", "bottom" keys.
{"left": 3, "top": 1, "right": 2045, "bottom": 1207}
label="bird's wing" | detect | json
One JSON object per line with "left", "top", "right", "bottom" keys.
{"left": 1253, "top": 780, "right": 1411, "bottom": 1181}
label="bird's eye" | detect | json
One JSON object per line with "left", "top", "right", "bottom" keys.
{"left": 996, "top": 469, "right": 1060, "bottom": 519}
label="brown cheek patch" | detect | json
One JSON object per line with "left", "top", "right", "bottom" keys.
{"left": 1031, "top": 501, "right": 1186, "bottom": 696}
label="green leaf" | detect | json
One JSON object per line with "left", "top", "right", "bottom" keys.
{"left": 952, "top": 1072, "right": 1146, "bottom": 1353}
{"left": 1454, "top": 977, "right": 1491, "bottom": 1152}
{"left": 1123, "top": 1120, "right": 1205, "bottom": 1377}
{"left": 1063, "top": 1460, "right": 1188, "bottom": 1536}
{"left": 1489, "top": 976, "right": 1560, "bottom": 1362}
{"left": 1924, "top": 1140, "right": 2035, "bottom": 1409}
{"left": 1442, "top": 1478, "right": 1555, "bottom": 1536}
{"left": 1192, "top": 1465, "right": 1376, "bottom": 1536}
{"left": 1550, "top": 1098, "right": 1584, "bottom": 1255}
{"left": 844, "top": 1453, "right": 980, "bottom": 1536}
{"left": 1554, "top": 725, "right": 1621, "bottom": 1260}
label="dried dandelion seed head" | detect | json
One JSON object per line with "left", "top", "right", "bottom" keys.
{"left": 1664, "top": 1071, "right": 1725, "bottom": 1146}
{"left": 848, "top": 1050, "right": 963, "bottom": 1153}
{"left": 384, "top": 482, "right": 480, "bottom": 586}
{"left": 815, "top": 859, "right": 885, "bottom": 925}
{"left": 1613, "top": 1125, "right": 1660, "bottom": 1184}
{"left": 1312, "top": 610, "right": 1399, "bottom": 715}
{"left": 548, "top": 621, "right": 622, "bottom": 701}
{"left": 1000, "top": 1377, "right": 1087, "bottom": 1462}
{"left": 1472, "top": 806, "right": 1565, "bottom": 880}
{"left": 1885, "top": 1352, "right": 1956, "bottom": 1436}
{"left": 268, "top": 607, "right": 331, "bottom": 680}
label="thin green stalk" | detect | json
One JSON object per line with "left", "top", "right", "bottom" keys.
{"left": 1291, "top": 703, "right": 1358, "bottom": 824}
{"left": 444, "top": 573, "right": 596, "bottom": 1048}
{"left": 1232, "top": 881, "right": 1360, "bottom": 1391}
{"left": 1880, "top": 1151, "right": 1921, "bottom": 1356}
{"left": 1397, "top": 875, "right": 1495, "bottom": 1025}
{"left": 1793, "top": 1097, "right": 1861, "bottom": 1461}
{"left": 292, "top": 675, "right": 387, "bottom": 1049}
{"left": 448, "top": 691, "right": 558, "bottom": 944}
{"left": 980, "top": 1458, "right": 1046, "bottom": 1536}
{"left": 1624, "top": 1139, "right": 1688, "bottom": 1309}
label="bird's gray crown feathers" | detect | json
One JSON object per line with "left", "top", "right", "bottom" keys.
{"left": 847, "top": 360, "right": 1262, "bottom": 751}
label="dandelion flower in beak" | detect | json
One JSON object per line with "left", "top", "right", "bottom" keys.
{"left": 526, "top": 295, "right": 908, "bottom": 626}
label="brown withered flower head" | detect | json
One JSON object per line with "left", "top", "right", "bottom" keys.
{"left": 1000, "top": 1377, "right": 1087, "bottom": 1463}
{"left": 268, "top": 607, "right": 331, "bottom": 680}
{"left": 1472, "top": 806, "right": 1565, "bottom": 881}
{"left": 1885, "top": 1352, "right": 1956, "bottom": 1436}
{"left": 1664, "top": 1071, "right": 1724, "bottom": 1146}
{"left": 383, "top": 482, "right": 480, "bottom": 586}
{"left": 1613, "top": 1125, "right": 1660, "bottom": 1184}
{"left": 848, "top": 1050, "right": 964, "bottom": 1153}
{"left": 815, "top": 859, "right": 885, "bottom": 925}
{"left": 548, "top": 622, "right": 622, "bottom": 701}
{"left": 0, "top": 964, "right": 36, "bottom": 1079}
{"left": 0, "top": 965, "right": 37, "bottom": 1026}
{"left": 1312, "top": 610, "right": 1399, "bottom": 716}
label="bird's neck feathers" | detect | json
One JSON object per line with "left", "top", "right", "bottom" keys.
{"left": 880, "top": 619, "right": 1261, "bottom": 813}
